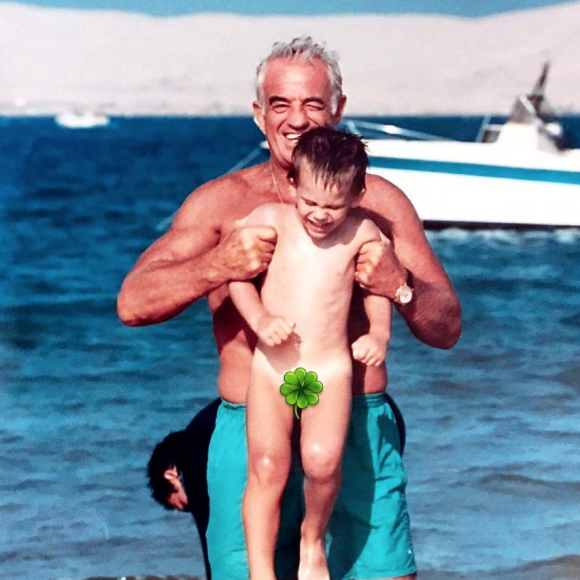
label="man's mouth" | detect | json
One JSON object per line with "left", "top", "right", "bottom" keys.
{"left": 285, "top": 133, "right": 302, "bottom": 143}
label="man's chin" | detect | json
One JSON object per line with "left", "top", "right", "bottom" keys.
{"left": 266, "top": 141, "right": 296, "bottom": 168}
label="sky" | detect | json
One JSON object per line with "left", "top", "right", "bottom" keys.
{"left": 5, "top": 0, "right": 577, "bottom": 17}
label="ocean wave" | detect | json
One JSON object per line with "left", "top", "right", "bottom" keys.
{"left": 427, "top": 228, "right": 580, "bottom": 244}
{"left": 421, "top": 554, "right": 580, "bottom": 579}
{"left": 478, "top": 473, "right": 580, "bottom": 497}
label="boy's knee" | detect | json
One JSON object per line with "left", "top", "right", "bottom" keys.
{"left": 301, "top": 443, "right": 342, "bottom": 483}
{"left": 247, "top": 451, "right": 290, "bottom": 489}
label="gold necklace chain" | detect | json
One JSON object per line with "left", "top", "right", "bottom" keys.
{"left": 270, "top": 163, "right": 284, "bottom": 204}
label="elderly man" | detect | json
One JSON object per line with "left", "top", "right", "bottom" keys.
{"left": 119, "top": 37, "right": 461, "bottom": 580}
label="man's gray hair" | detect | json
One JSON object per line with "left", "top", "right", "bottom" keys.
{"left": 255, "top": 36, "right": 343, "bottom": 113}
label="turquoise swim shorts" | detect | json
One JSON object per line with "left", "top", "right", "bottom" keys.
{"left": 328, "top": 393, "right": 417, "bottom": 579}
{"left": 206, "top": 400, "right": 303, "bottom": 580}
{"left": 206, "top": 393, "right": 417, "bottom": 580}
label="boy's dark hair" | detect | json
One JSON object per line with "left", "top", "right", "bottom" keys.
{"left": 288, "top": 127, "right": 368, "bottom": 196}
{"left": 147, "top": 430, "right": 187, "bottom": 510}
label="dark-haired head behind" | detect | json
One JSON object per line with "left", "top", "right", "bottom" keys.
{"left": 147, "top": 398, "right": 221, "bottom": 580}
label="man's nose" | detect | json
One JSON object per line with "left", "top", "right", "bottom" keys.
{"left": 287, "top": 105, "right": 309, "bottom": 130}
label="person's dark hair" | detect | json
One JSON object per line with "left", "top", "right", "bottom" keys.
{"left": 147, "top": 430, "right": 187, "bottom": 510}
{"left": 288, "top": 127, "right": 368, "bottom": 197}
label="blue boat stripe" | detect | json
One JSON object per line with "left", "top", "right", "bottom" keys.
{"left": 369, "top": 156, "right": 580, "bottom": 185}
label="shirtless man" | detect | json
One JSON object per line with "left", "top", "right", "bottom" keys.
{"left": 229, "top": 128, "right": 391, "bottom": 580}
{"left": 118, "top": 37, "right": 461, "bottom": 580}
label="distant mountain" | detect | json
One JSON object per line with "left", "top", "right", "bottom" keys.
{"left": 1, "top": 1, "right": 579, "bottom": 115}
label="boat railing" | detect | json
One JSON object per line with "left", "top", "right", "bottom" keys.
{"left": 342, "top": 119, "right": 455, "bottom": 142}
{"left": 476, "top": 114, "right": 494, "bottom": 143}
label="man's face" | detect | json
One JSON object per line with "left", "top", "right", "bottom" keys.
{"left": 293, "top": 161, "right": 359, "bottom": 241}
{"left": 254, "top": 58, "right": 346, "bottom": 170}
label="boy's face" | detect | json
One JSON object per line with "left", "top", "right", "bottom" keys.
{"left": 292, "top": 161, "right": 360, "bottom": 240}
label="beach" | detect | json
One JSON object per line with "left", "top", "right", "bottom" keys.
{"left": 1, "top": 1, "right": 580, "bottom": 116}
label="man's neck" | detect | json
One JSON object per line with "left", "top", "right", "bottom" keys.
{"left": 270, "top": 162, "right": 293, "bottom": 204}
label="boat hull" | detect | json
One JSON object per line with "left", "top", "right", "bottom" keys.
{"left": 367, "top": 141, "right": 580, "bottom": 228}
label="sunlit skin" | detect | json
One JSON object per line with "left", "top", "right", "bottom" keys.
{"left": 230, "top": 175, "right": 391, "bottom": 580}
{"left": 118, "top": 55, "right": 461, "bottom": 580}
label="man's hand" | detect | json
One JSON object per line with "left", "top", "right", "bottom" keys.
{"left": 355, "top": 239, "right": 407, "bottom": 300}
{"left": 218, "top": 225, "right": 278, "bottom": 281}
{"left": 256, "top": 315, "right": 296, "bottom": 346}
{"left": 351, "top": 333, "right": 387, "bottom": 367}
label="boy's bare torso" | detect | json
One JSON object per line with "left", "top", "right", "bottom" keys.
{"left": 256, "top": 204, "right": 378, "bottom": 374}
{"left": 204, "top": 165, "right": 389, "bottom": 402}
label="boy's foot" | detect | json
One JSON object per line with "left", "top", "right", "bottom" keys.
{"left": 298, "top": 537, "right": 330, "bottom": 580}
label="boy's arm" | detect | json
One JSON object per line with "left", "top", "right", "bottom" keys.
{"left": 351, "top": 219, "right": 392, "bottom": 366}
{"left": 229, "top": 204, "right": 295, "bottom": 346}
{"left": 229, "top": 279, "right": 270, "bottom": 335}
{"left": 357, "top": 174, "right": 462, "bottom": 349}
{"left": 352, "top": 292, "right": 392, "bottom": 367}
{"left": 363, "top": 292, "right": 392, "bottom": 344}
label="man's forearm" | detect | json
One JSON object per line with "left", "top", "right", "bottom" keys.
{"left": 397, "top": 278, "right": 462, "bottom": 349}
{"left": 117, "top": 246, "right": 229, "bottom": 326}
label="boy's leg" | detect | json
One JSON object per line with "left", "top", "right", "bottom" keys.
{"left": 299, "top": 369, "right": 352, "bottom": 580}
{"left": 206, "top": 400, "right": 302, "bottom": 580}
{"left": 244, "top": 363, "right": 295, "bottom": 580}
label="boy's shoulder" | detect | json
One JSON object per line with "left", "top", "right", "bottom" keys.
{"left": 245, "top": 202, "right": 286, "bottom": 226}
{"left": 346, "top": 210, "right": 382, "bottom": 244}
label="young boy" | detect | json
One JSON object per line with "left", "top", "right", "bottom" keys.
{"left": 229, "top": 127, "right": 392, "bottom": 580}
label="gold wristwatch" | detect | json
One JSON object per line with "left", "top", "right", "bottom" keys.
{"left": 394, "top": 271, "right": 414, "bottom": 305}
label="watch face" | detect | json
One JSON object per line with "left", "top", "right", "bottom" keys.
{"left": 396, "top": 284, "right": 413, "bottom": 305}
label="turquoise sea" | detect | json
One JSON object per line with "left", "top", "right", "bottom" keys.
{"left": 1, "top": 116, "right": 580, "bottom": 580}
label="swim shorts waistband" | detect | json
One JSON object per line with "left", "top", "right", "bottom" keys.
{"left": 352, "top": 392, "right": 388, "bottom": 409}
{"left": 220, "top": 392, "right": 388, "bottom": 411}
{"left": 220, "top": 398, "right": 246, "bottom": 411}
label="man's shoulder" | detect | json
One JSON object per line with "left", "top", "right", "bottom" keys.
{"left": 365, "top": 173, "right": 411, "bottom": 208}
{"left": 194, "top": 163, "right": 267, "bottom": 202}
{"left": 361, "top": 173, "right": 423, "bottom": 239}
{"left": 173, "top": 163, "right": 270, "bottom": 229}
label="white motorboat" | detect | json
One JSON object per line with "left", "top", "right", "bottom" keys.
{"left": 55, "top": 110, "right": 110, "bottom": 129}
{"left": 155, "top": 65, "right": 579, "bottom": 233}
{"left": 345, "top": 64, "right": 580, "bottom": 229}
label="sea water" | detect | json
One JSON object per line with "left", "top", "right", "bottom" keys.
{"left": 1, "top": 116, "right": 580, "bottom": 580}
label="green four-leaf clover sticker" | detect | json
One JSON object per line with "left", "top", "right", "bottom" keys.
{"left": 280, "top": 367, "right": 323, "bottom": 420}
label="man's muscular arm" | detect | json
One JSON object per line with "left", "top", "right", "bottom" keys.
{"left": 356, "top": 175, "right": 462, "bottom": 349}
{"left": 117, "top": 177, "right": 277, "bottom": 327}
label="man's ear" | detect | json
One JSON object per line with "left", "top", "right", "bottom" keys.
{"left": 332, "top": 95, "right": 347, "bottom": 125}
{"left": 163, "top": 466, "right": 180, "bottom": 490}
{"left": 253, "top": 101, "right": 266, "bottom": 134}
